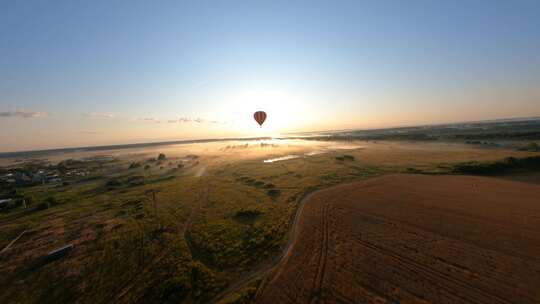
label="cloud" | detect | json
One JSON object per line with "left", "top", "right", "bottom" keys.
{"left": 83, "top": 112, "right": 115, "bottom": 119}
{"left": 137, "top": 117, "right": 161, "bottom": 123}
{"left": 172, "top": 117, "right": 202, "bottom": 123}
{"left": 173, "top": 117, "right": 226, "bottom": 124}
{"left": 0, "top": 111, "right": 49, "bottom": 118}
{"left": 78, "top": 130, "right": 103, "bottom": 135}
{"left": 135, "top": 116, "right": 226, "bottom": 125}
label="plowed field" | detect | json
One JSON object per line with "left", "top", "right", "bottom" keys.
{"left": 257, "top": 174, "right": 540, "bottom": 304}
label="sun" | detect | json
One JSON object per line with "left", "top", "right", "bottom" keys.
{"left": 217, "top": 85, "right": 312, "bottom": 136}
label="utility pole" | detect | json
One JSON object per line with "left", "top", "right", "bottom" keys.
{"left": 145, "top": 189, "right": 161, "bottom": 230}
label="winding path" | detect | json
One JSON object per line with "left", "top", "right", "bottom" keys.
{"left": 210, "top": 187, "right": 319, "bottom": 303}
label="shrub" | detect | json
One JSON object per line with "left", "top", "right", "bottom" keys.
{"left": 129, "top": 162, "right": 141, "bottom": 169}
{"left": 35, "top": 202, "right": 50, "bottom": 211}
{"left": 158, "top": 153, "right": 166, "bottom": 160}
{"left": 127, "top": 175, "right": 144, "bottom": 186}
{"left": 157, "top": 275, "right": 190, "bottom": 302}
{"left": 244, "top": 178, "right": 255, "bottom": 185}
{"left": 267, "top": 189, "right": 281, "bottom": 199}
{"left": 235, "top": 208, "right": 262, "bottom": 219}
{"left": 45, "top": 196, "right": 58, "bottom": 205}
{"left": 343, "top": 154, "right": 355, "bottom": 161}
{"left": 105, "top": 179, "right": 122, "bottom": 188}
{"left": 336, "top": 155, "right": 354, "bottom": 161}
{"left": 190, "top": 261, "right": 222, "bottom": 300}
{"left": 518, "top": 142, "right": 540, "bottom": 152}
{"left": 406, "top": 167, "right": 423, "bottom": 173}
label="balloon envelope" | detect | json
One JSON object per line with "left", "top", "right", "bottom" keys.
{"left": 253, "top": 111, "right": 267, "bottom": 126}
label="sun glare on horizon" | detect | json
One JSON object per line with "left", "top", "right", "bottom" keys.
{"left": 214, "top": 85, "right": 318, "bottom": 137}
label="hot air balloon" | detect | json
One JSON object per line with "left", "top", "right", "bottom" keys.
{"left": 253, "top": 111, "right": 267, "bottom": 127}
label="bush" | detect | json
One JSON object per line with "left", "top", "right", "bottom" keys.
{"left": 105, "top": 179, "right": 122, "bottom": 188}
{"left": 126, "top": 175, "right": 144, "bottom": 186}
{"left": 45, "top": 196, "right": 58, "bottom": 205}
{"left": 406, "top": 167, "right": 423, "bottom": 174}
{"left": 35, "top": 202, "right": 50, "bottom": 211}
{"left": 518, "top": 142, "right": 540, "bottom": 152}
{"left": 336, "top": 155, "right": 354, "bottom": 161}
{"left": 156, "top": 275, "right": 190, "bottom": 302}
{"left": 158, "top": 153, "right": 166, "bottom": 160}
{"left": 129, "top": 162, "right": 141, "bottom": 169}
{"left": 343, "top": 154, "right": 355, "bottom": 161}
{"left": 190, "top": 261, "right": 222, "bottom": 300}
{"left": 235, "top": 208, "right": 262, "bottom": 219}
{"left": 267, "top": 189, "right": 281, "bottom": 199}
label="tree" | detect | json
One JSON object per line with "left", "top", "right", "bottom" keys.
{"left": 158, "top": 153, "right": 166, "bottom": 161}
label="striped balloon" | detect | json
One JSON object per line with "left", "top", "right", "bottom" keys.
{"left": 253, "top": 111, "right": 267, "bottom": 127}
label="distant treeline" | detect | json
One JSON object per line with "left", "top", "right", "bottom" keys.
{"left": 450, "top": 131, "right": 540, "bottom": 140}
{"left": 304, "top": 130, "right": 540, "bottom": 142}
{"left": 452, "top": 156, "right": 540, "bottom": 175}
{"left": 301, "top": 118, "right": 540, "bottom": 142}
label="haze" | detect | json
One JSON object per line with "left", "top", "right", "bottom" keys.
{"left": 1, "top": 0, "right": 540, "bottom": 152}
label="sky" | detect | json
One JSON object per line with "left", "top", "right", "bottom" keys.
{"left": 1, "top": 0, "right": 540, "bottom": 152}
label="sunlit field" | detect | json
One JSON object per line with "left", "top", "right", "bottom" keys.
{"left": 3, "top": 1, "right": 540, "bottom": 303}
{"left": 1, "top": 132, "right": 539, "bottom": 303}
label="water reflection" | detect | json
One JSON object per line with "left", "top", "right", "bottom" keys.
{"left": 263, "top": 155, "right": 300, "bottom": 163}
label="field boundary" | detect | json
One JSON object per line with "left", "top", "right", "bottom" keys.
{"left": 212, "top": 178, "right": 381, "bottom": 303}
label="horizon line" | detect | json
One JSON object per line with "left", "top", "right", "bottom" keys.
{"left": 2, "top": 115, "right": 539, "bottom": 157}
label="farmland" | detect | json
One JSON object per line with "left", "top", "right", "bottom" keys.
{"left": 1, "top": 122, "right": 540, "bottom": 303}
{"left": 257, "top": 174, "right": 540, "bottom": 304}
